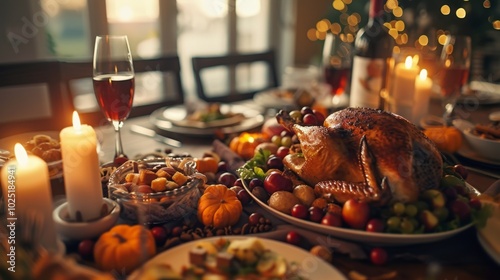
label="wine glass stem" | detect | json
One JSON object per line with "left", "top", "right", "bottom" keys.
{"left": 443, "top": 95, "right": 457, "bottom": 126}
{"left": 112, "top": 120, "right": 125, "bottom": 158}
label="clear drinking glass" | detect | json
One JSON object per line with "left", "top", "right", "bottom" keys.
{"left": 437, "top": 35, "right": 471, "bottom": 125}
{"left": 93, "top": 35, "right": 135, "bottom": 159}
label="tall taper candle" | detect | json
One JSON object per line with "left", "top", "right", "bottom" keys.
{"left": 60, "top": 111, "right": 103, "bottom": 221}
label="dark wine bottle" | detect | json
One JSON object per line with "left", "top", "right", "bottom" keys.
{"left": 349, "top": 0, "right": 393, "bottom": 109}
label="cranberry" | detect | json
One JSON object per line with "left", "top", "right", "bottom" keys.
{"left": 370, "top": 247, "right": 388, "bottom": 265}
{"left": 366, "top": 218, "right": 385, "bottom": 233}
{"left": 308, "top": 206, "right": 325, "bottom": 223}
{"left": 248, "top": 178, "right": 263, "bottom": 191}
{"left": 291, "top": 204, "right": 309, "bottom": 220}
{"left": 286, "top": 231, "right": 302, "bottom": 246}
{"left": 266, "top": 156, "right": 284, "bottom": 170}
{"left": 303, "top": 113, "right": 318, "bottom": 125}
{"left": 248, "top": 212, "right": 264, "bottom": 226}
{"left": 113, "top": 155, "right": 129, "bottom": 166}
{"left": 150, "top": 226, "right": 168, "bottom": 247}
{"left": 218, "top": 172, "right": 237, "bottom": 187}
{"left": 78, "top": 239, "right": 95, "bottom": 260}
{"left": 237, "top": 189, "right": 252, "bottom": 205}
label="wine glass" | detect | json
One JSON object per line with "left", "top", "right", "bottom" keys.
{"left": 322, "top": 33, "right": 352, "bottom": 105}
{"left": 437, "top": 35, "right": 471, "bottom": 125}
{"left": 93, "top": 35, "right": 135, "bottom": 159}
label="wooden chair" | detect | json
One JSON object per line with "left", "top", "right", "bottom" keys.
{"left": 60, "top": 55, "right": 185, "bottom": 126}
{"left": 191, "top": 50, "right": 279, "bottom": 103}
{"left": 0, "top": 61, "right": 74, "bottom": 138}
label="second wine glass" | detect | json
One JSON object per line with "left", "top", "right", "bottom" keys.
{"left": 322, "top": 33, "right": 352, "bottom": 105}
{"left": 93, "top": 35, "right": 135, "bottom": 159}
{"left": 437, "top": 35, "right": 471, "bottom": 125}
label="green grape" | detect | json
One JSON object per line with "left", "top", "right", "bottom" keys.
{"left": 289, "top": 110, "right": 302, "bottom": 121}
{"left": 392, "top": 202, "right": 406, "bottom": 216}
{"left": 386, "top": 216, "right": 401, "bottom": 231}
{"left": 408, "top": 217, "right": 420, "bottom": 229}
{"left": 281, "top": 136, "right": 293, "bottom": 147}
{"left": 271, "top": 135, "right": 282, "bottom": 146}
{"left": 415, "top": 200, "right": 429, "bottom": 212}
{"left": 433, "top": 207, "right": 449, "bottom": 222}
{"left": 405, "top": 204, "right": 418, "bottom": 217}
{"left": 400, "top": 218, "right": 415, "bottom": 234}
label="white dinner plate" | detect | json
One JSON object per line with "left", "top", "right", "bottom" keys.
{"left": 452, "top": 119, "right": 500, "bottom": 166}
{"left": 154, "top": 104, "right": 247, "bottom": 129}
{"left": 477, "top": 232, "right": 500, "bottom": 265}
{"left": 150, "top": 104, "right": 265, "bottom": 136}
{"left": 242, "top": 181, "right": 478, "bottom": 246}
{"left": 253, "top": 88, "right": 296, "bottom": 110}
{"left": 130, "top": 236, "right": 346, "bottom": 279}
{"left": 456, "top": 143, "right": 500, "bottom": 167}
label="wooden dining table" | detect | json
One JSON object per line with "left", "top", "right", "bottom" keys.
{"left": 74, "top": 97, "right": 499, "bottom": 279}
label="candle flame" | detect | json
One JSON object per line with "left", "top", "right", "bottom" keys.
{"left": 14, "top": 143, "right": 28, "bottom": 166}
{"left": 72, "top": 111, "right": 82, "bottom": 132}
{"left": 404, "top": 56, "right": 413, "bottom": 69}
{"left": 419, "top": 69, "right": 428, "bottom": 80}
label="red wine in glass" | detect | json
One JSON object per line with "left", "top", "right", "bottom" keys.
{"left": 438, "top": 67, "right": 469, "bottom": 98}
{"left": 324, "top": 66, "right": 351, "bottom": 96}
{"left": 93, "top": 74, "right": 135, "bottom": 121}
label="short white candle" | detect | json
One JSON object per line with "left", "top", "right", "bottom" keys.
{"left": 60, "top": 111, "right": 103, "bottom": 222}
{"left": 392, "top": 56, "right": 420, "bottom": 120}
{"left": 1, "top": 144, "right": 59, "bottom": 252}
{"left": 413, "top": 69, "right": 433, "bottom": 125}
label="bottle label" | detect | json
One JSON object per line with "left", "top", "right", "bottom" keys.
{"left": 349, "top": 56, "right": 385, "bottom": 108}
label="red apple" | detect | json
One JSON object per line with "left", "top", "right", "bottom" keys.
{"left": 341, "top": 199, "right": 370, "bottom": 229}
{"left": 263, "top": 171, "right": 293, "bottom": 194}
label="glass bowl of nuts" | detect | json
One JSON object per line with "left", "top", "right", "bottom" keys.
{"left": 107, "top": 157, "right": 206, "bottom": 224}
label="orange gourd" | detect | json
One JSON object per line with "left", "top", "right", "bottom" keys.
{"left": 424, "top": 126, "right": 463, "bottom": 153}
{"left": 229, "top": 132, "right": 266, "bottom": 160}
{"left": 197, "top": 184, "right": 243, "bottom": 228}
{"left": 93, "top": 224, "right": 156, "bottom": 274}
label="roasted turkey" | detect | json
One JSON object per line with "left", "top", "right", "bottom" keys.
{"left": 276, "top": 107, "right": 443, "bottom": 205}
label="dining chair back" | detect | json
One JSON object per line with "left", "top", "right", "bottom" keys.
{"left": 61, "top": 55, "right": 185, "bottom": 126}
{"left": 0, "top": 61, "right": 74, "bottom": 138}
{"left": 191, "top": 50, "right": 279, "bottom": 103}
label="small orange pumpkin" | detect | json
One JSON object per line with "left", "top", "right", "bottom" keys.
{"left": 93, "top": 224, "right": 156, "bottom": 274}
{"left": 229, "top": 132, "right": 266, "bottom": 160}
{"left": 197, "top": 184, "right": 243, "bottom": 228}
{"left": 424, "top": 126, "right": 463, "bottom": 153}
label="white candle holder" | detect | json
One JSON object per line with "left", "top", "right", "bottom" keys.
{"left": 53, "top": 198, "right": 120, "bottom": 241}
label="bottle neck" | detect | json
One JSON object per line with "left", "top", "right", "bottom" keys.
{"left": 369, "top": 0, "right": 385, "bottom": 19}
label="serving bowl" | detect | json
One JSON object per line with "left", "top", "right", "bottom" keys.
{"left": 453, "top": 119, "right": 500, "bottom": 161}
{"left": 107, "top": 157, "right": 205, "bottom": 224}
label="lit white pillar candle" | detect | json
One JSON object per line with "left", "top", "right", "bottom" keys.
{"left": 1, "top": 144, "right": 59, "bottom": 252}
{"left": 60, "top": 111, "right": 103, "bottom": 222}
{"left": 391, "top": 56, "right": 420, "bottom": 120}
{"left": 413, "top": 69, "right": 433, "bottom": 125}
